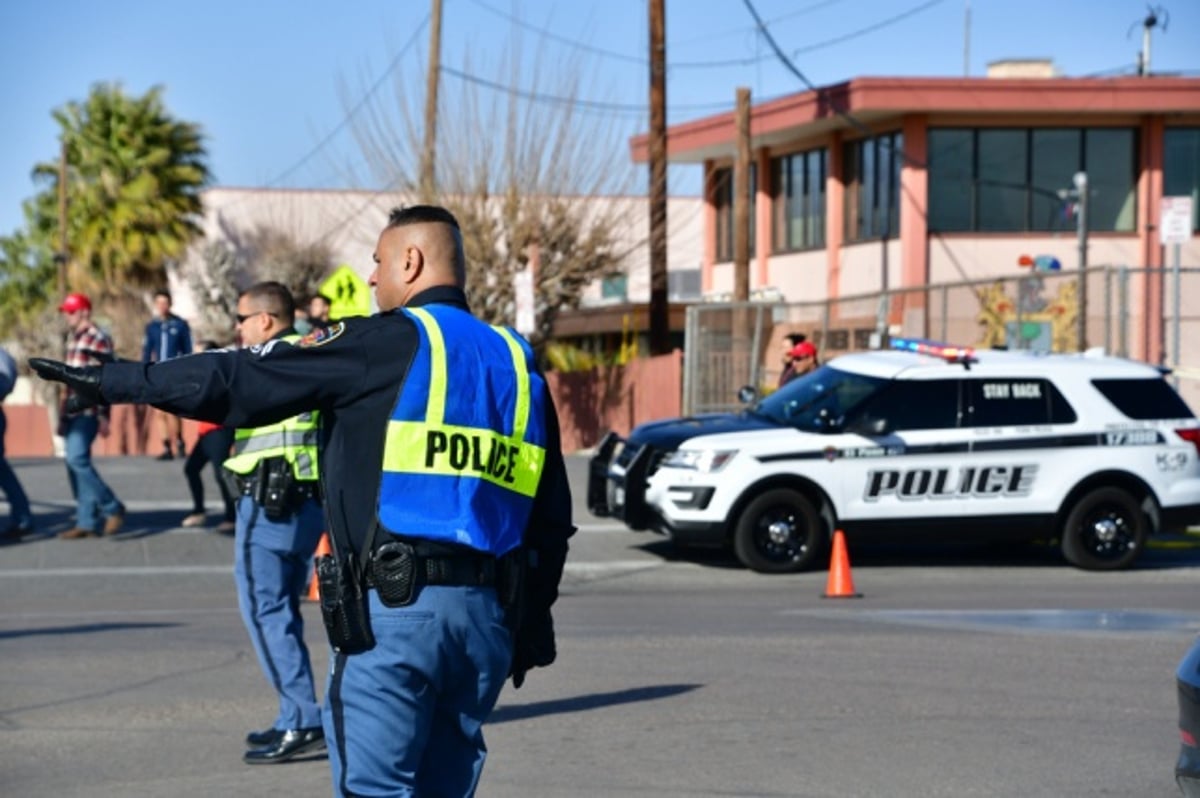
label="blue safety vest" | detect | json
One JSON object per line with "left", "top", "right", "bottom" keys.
{"left": 377, "top": 306, "right": 548, "bottom": 556}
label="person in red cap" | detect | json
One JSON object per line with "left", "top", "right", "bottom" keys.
{"left": 56, "top": 293, "right": 125, "bottom": 539}
{"left": 778, "top": 333, "right": 818, "bottom": 387}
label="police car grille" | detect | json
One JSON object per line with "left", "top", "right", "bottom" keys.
{"left": 614, "top": 445, "right": 666, "bottom": 476}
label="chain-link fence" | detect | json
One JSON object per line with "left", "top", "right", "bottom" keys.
{"left": 684, "top": 265, "right": 1200, "bottom": 415}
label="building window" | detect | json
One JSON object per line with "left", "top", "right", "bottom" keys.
{"left": 600, "top": 274, "right": 627, "bottom": 301}
{"left": 929, "top": 127, "right": 1137, "bottom": 232}
{"left": 713, "top": 165, "right": 756, "bottom": 262}
{"left": 771, "top": 148, "right": 827, "bottom": 252}
{"left": 668, "top": 269, "right": 701, "bottom": 300}
{"left": 1165, "top": 128, "right": 1200, "bottom": 232}
{"left": 844, "top": 132, "right": 902, "bottom": 242}
{"left": 978, "top": 129, "right": 1027, "bottom": 231}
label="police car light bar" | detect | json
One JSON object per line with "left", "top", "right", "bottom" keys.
{"left": 889, "top": 337, "right": 976, "bottom": 362}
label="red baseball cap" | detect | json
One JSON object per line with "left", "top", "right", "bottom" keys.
{"left": 58, "top": 293, "right": 92, "bottom": 313}
{"left": 790, "top": 341, "right": 817, "bottom": 359}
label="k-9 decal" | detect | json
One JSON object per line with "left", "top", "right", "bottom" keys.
{"left": 865, "top": 465, "right": 1038, "bottom": 502}
{"left": 1157, "top": 451, "right": 1189, "bottom": 472}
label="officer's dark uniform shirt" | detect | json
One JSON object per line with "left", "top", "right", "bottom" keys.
{"left": 101, "top": 287, "right": 573, "bottom": 599}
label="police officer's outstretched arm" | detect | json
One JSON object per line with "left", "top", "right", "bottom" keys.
{"left": 34, "top": 327, "right": 364, "bottom": 430}
{"left": 509, "top": 388, "right": 575, "bottom": 688}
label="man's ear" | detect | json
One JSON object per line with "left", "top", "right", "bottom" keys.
{"left": 405, "top": 246, "right": 424, "bottom": 281}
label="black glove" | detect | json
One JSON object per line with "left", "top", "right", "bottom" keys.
{"left": 29, "top": 358, "right": 107, "bottom": 411}
{"left": 509, "top": 607, "right": 557, "bottom": 689}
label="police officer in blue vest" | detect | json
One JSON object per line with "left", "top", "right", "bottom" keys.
{"left": 225, "top": 281, "right": 327, "bottom": 764}
{"left": 31, "top": 205, "right": 575, "bottom": 797}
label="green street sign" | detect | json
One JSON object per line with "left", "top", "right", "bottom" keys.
{"left": 320, "top": 265, "right": 371, "bottom": 319}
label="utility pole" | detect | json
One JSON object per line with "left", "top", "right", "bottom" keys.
{"left": 420, "top": 0, "right": 443, "bottom": 202}
{"left": 647, "top": 0, "right": 669, "bottom": 355}
{"left": 733, "top": 87, "right": 751, "bottom": 303}
{"left": 1073, "top": 171, "right": 1089, "bottom": 350}
{"left": 56, "top": 138, "right": 69, "bottom": 295}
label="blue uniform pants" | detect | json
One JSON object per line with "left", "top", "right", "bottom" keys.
{"left": 324, "top": 585, "right": 513, "bottom": 797}
{"left": 234, "top": 495, "right": 325, "bottom": 731}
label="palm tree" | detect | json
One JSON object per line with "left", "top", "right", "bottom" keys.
{"left": 32, "top": 83, "right": 211, "bottom": 293}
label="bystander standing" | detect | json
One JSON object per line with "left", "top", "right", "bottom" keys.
{"left": 56, "top": 293, "right": 125, "bottom": 539}
{"left": 0, "top": 345, "right": 34, "bottom": 541}
{"left": 142, "top": 289, "right": 192, "bottom": 460}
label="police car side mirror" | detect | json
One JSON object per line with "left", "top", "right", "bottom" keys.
{"left": 846, "top": 416, "right": 889, "bottom": 436}
{"left": 737, "top": 385, "right": 758, "bottom": 404}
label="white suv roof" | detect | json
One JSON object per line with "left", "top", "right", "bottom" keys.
{"left": 832, "top": 348, "right": 1162, "bottom": 382}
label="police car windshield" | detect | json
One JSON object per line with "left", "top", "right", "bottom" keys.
{"left": 756, "top": 365, "right": 887, "bottom": 431}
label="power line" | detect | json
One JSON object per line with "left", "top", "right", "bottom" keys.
{"left": 261, "top": 14, "right": 431, "bottom": 190}
{"left": 460, "top": 0, "right": 874, "bottom": 71}
{"left": 211, "top": 13, "right": 429, "bottom": 220}
{"left": 463, "top": 0, "right": 645, "bottom": 65}
{"left": 672, "top": 0, "right": 846, "bottom": 47}
{"left": 792, "top": 0, "right": 945, "bottom": 57}
{"left": 740, "top": 0, "right": 914, "bottom": 155}
{"left": 439, "top": 65, "right": 732, "bottom": 116}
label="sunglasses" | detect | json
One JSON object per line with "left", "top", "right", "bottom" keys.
{"left": 235, "top": 311, "right": 278, "bottom": 324}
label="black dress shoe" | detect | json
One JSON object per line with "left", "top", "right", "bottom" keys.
{"left": 245, "top": 727, "right": 284, "bottom": 747}
{"left": 243, "top": 727, "right": 325, "bottom": 764}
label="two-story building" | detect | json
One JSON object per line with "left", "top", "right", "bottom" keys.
{"left": 630, "top": 60, "right": 1200, "bottom": 365}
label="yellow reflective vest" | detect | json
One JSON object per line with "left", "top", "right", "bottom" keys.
{"left": 223, "top": 334, "right": 320, "bottom": 482}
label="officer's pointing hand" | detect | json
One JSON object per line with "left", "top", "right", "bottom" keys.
{"left": 29, "top": 358, "right": 107, "bottom": 411}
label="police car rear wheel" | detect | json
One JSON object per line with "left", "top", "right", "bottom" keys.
{"left": 733, "top": 488, "right": 824, "bottom": 574}
{"left": 1060, "top": 487, "right": 1146, "bottom": 571}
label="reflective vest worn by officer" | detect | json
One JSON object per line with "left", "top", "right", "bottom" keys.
{"left": 378, "top": 305, "right": 547, "bottom": 555}
{"left": 224, "top": 334, "right": 321, "bottom": 494}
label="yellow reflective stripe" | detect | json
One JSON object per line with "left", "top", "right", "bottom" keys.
{"left": 493, "top": 326, "right": 531, "bottom": 443}
{"left": 382, "top": 420, "right": 546, "bottom": 497}
{"left": 232, "top": 429, "right": 319, "bottom": 455}
{"left": 408, "top": 307, "right": 447, "bottom": 426}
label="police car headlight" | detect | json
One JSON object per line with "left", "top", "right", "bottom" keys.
{"left": 661, "top": 448, "right": 738, "bottom": 472}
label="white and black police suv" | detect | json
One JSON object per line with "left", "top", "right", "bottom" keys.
{"left": 587, "top": 338, "right": 1200, "bottom": 573}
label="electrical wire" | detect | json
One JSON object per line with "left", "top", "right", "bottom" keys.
{"left": 739, "top": 0, "right": 927, "bottom": 169}
{"left": 463, "top": 0, "right": 931, "bottom": 70}
{"left": 792, "top": 0, "right": 945, "bottom": 57}
{"left": 261, "top": 14, "right": 431, "bottom": 190}
{"left": 439, "top": 65, "right": 732, "bottom": 116}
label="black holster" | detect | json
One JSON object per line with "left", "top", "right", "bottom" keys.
{"left": 257, "top": 458, "right": 295, "bottom": 519}
{"left": 496, "top": 548, "right": 524, "bottom": 611}
{"left": 316, "top": 552, "right": 375, "bottom": 654}
{"left": 240, "top": 459, "right": 319, "bottom": 520}
{"left": 370, "top": 541, "right": 417, "bottom": 607}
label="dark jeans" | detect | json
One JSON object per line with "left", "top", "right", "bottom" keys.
{"left": 183, "top": 427, "right": 236, "bottom": 521}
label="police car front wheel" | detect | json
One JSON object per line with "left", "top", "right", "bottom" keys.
{"left": 1060, "top": 486, "right": 1147, "bottom": 571}
{"left": 732, "top": 488, "right": 826, "bottom": 574}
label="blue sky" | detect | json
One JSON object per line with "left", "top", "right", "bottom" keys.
{"left": 1, "top": 0, "right": 1197, "bottom": 237}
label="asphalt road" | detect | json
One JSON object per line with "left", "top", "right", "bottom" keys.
{"left": 2, "top": 453, "right": 1198, "bottom": 797}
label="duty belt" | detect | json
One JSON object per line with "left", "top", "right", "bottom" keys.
{"left": 367, "top": 536, "right": 497, "bottom": 589}
{"left": 236, "top": 476, "right": 321, "bottom": 500}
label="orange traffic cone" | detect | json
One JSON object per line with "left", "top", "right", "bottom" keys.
{"left": 822, "top": 529, "right": 862, "bottom": 599}
{"left": 305, "top": 532, "right": 332, "bottom": 602}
